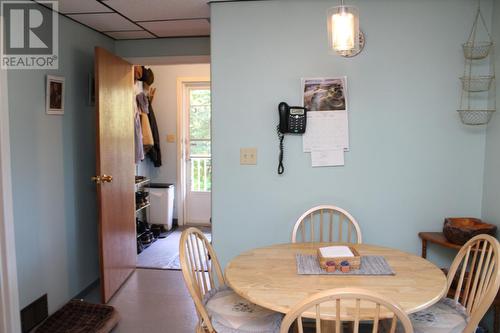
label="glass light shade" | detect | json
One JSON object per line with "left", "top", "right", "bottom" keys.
{"left": 327, "top": 5, "right": 360, "bottom": 55}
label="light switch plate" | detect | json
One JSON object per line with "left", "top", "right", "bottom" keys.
{"left": 240, "top": 148, "right": 257, "bottom": 165}
{"left": 167, "top": 134, "right": 176, "bottom": 143}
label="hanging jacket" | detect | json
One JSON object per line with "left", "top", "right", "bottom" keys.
{"left": 146, "top": 96, "right": 162, "bottom": 167}
{"left": 134, "top": 81, "right": 145, "bottom": 163}
{"left": 141, "top": 113, "right": 154, "bottom": 150}
{"left": 137, "top": 92, "right": 154, "bottom": 151}
{"left": 134, "top": 101, "right": 144, "bottom": 163}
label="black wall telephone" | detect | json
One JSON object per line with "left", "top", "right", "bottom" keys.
{"left": 277, "top": 102, "right": 308, "bottom": 174}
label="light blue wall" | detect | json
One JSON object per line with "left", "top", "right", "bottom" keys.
{"left": 211, "top": 0, "right": 489, "bottom": 268}
{"left": 482, "top": 0, "right": 500, "bottom": 226}
{"left": 115, "top": 37, "right": 210, "bottom": 58}
{"left": 6, "top": 6, "right": 114, "bottom": 311}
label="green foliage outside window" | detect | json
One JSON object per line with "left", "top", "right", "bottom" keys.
{"left": 189, "top": 89, "right": 211, "bottom": 192}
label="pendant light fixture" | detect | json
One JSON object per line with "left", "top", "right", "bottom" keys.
{"left": 327, "top": 0, "right": 365, "bottom": 57}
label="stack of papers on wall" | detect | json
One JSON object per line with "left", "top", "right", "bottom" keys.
{"left": 303, "top": 111, "right": 349, "bottom": 167}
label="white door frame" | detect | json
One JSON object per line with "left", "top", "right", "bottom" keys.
{"left": 176, "top": 77, "right": 210, "bottom": 226}
{"left": 0, "top": 16, "right": 22, "bottom": 332}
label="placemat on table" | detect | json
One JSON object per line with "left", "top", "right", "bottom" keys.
{"left": 296, "top": 254, "right": 395, "bottom": 275}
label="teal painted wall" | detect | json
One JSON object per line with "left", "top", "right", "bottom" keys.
{"left": 115, "top": 37, "right": 210, "bottom": 58}
{"left": 482, "top": 0, "right": 500, "bottom": 226}
{"left": 211, "top": 0, "right": 490, "bottom": 268}
{"left": 6, "top": 6, "right": 114, "bottom": 311}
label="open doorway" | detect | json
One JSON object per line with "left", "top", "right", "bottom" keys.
{"left": 180, "top": 80, "right": 212, "bottom": 225}
{"left": 134, "top": 63, "right": 211, "bottom": 270}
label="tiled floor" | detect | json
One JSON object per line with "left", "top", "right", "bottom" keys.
{"left": 83, "top": 269, "right": 198, "bottom": 333}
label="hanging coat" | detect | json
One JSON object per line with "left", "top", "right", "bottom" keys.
{"left": 146, "top": 96, "right": 162, "bottom": 167}
{"left": 134, "top": 102, "right": 144, "bottom": 163}
{"left": 136, "top": 92, "right": 154, "bottom": 151}
{"left": 134, "top": 81, "right": 145, "bottom": 163}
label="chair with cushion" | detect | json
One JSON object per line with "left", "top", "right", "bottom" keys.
{"left": 291, "top": 205, "right": 362, "bottom": 243}
{"left": 398, "top": 234, "right": 500, "bottom": 333}
{"left": 179, "top": 227, "right": 283, "bottom": 333}
{"left": 280, "top": 288, "right": 413, "bottom": 333}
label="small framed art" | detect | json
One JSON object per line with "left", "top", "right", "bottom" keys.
{"left": 46, "top": 75, "right": 65, "bottom": 115}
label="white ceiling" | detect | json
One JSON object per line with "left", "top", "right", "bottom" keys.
{"left": 35, "top": 0, "right": 213, "bottom": 40}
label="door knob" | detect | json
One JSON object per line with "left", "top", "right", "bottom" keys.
{"left": 101, "top": 175, "right": 113, "bottom": 183}
{"left": 91, "top": 175, "right": 113, "bottom": 184}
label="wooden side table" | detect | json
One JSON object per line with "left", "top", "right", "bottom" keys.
{"left": 419, "top": 232, "right": 499, "bottom": 333}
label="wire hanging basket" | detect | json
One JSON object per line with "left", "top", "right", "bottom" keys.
{"left": 457, "top": 1, "right": 495, "bottom": 126}
{"left": 457, "top": 109, "right": 496, "bottom": 126}
{"left": 463, "top": 41, "right": 493, "bottom": 60}
{"left": 460, "top": 75, "right": 495, "bottom": 92}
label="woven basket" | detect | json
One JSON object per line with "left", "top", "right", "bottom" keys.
{"left": 317, "top": 246, "right": 361, "bottom": 270}
{"left": 460, "top": 76, "right": 495, "bottom": 92}
{"left": 463, "top": 42, "right": 493, "bottom": 60}
{"left": 458, "top": 109, "right": 496, "bottom": 125}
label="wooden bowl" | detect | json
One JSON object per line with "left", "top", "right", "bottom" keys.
{"left": 443, "top": 218, "right": 497, "bottom": 245}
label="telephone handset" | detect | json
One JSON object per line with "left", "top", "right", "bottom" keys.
{"left": 278, "top": 102, "right": 307, "bottom": 134}
{"left": 277, "top": 102, "right": 308, "bottom": 174}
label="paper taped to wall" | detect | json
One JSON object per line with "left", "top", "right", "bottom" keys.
{"left": 303, "top": 111, "right": 349, "bottom": 152}
{"left": 311, "top": 149, "right": 344, "bottom": 167}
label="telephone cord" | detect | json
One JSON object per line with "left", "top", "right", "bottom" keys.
{"left": 277, "top": 126, "right": 285, "bottom": 174}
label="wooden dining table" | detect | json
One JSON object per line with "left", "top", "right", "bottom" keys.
{"left": 225, "top": 242, "right": 447, "bottom": 322}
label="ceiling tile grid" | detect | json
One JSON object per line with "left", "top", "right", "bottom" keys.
{"left": 103, "top": 0, "right": 210, "bottom": 22}
{"left": 105, "top": 31, "right": 156, "bottom": 40}
{"left": 141, "top": 19, "right": 210, "bottom": 38}
{"left": 66, "top": 13, "right": 141, "bottom": 32}
{"left": 36, "top": 0, "right": 112, "bottom": 14}
{"left": 38, "top": 0, "right": 213, "bottom": 40}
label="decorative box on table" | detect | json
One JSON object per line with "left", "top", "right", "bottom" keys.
{"left": 317, "top": 245, "right": 361, "bottom": 270}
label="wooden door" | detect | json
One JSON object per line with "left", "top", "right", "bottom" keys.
{"left": 94, "top": 47, "right": 135, "bottom": 303}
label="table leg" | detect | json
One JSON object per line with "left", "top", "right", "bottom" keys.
{"left": 421, "top": 239, "right": 427, "bottom": 259}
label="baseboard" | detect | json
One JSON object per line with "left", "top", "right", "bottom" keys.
{"left": 73, "top": 279, "right": 100, "bottom": 300}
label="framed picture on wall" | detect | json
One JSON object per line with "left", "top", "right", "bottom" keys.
{"left": 46, "top": 75, "right": 65, "bottom": 115}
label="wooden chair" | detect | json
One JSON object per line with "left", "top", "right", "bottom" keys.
{"left": 291, "top": 205, "right": 362, "bottom": 243}
{"left": 280, "top": 288, "right": 413, "bottom": 333}
{"left": 180, "top": 227, "right": 282, "bottom": 333}
{"left": 443, "top": 234, "right": 500, "bottom": 333}
{"left": 398, "top": 234, "right": 500, "bottom": 333}
{"left": 179, "top": 227, "right": 224, "bottom": 333}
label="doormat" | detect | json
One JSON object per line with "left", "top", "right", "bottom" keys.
{"left": 35, "top": 300, "right": 119, "bottom": 333}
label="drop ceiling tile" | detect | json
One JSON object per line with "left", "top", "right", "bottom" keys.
{"left": 67, "top": 13, "right": 140, "bottom": 32}
{"left": 104, "top": 0, "right": 209, "bottom": 21}
{"left": 105, "top": 31, "right": 155, "bottom": 40}
{"left": 141, "top": 19, "right": 210, "bottom": 37}
{"left": 36, "top": 0, "right": 113, "bottom": 14}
